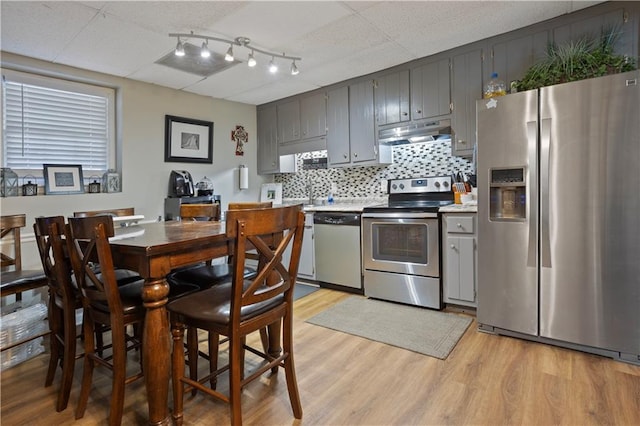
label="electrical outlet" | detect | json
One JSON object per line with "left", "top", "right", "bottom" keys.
{"left": 380, "top": 179, "right": 388, "bottom": 193}
{"left": 331, "top": 182, "right": 338, "bottom": 192}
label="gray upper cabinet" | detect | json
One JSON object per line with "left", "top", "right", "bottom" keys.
{"left": 300, "top": 92, "right": 327, "bottom": 140}
{"left": 551, "top": 8, "right": 631, "bottom": 57}
{"left": 257, "top": 105, "right": 280, "bottom": 174}
{"left": 277, "top": 99, "right": 300, "bottom": 144}
{"left": 452, "top": 48, "right": 483, "bottom": 158}
{"left": 277, "top": 92, "right": 327, "bottom": 155}
{"left": 326, "top": 86, "right": 350, "bottom": 167}
{"left": 410, "top": 58, "right": 451, "bottom": 120}
{"left": 349, "top": 79, "right": 378, "bottom": 165}
{"left": 490, "top": 30, "right": 549, "bottom": 89}
{"left": 374, "top": 69, "right": 410, "bottom": 126}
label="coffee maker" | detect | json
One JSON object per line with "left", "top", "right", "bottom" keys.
{"left": 169, "top": 170, "right": 195, "bottom": 197}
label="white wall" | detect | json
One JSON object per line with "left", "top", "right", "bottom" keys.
{"left": 1, "top": 52, "right": 271, "bottom": 269}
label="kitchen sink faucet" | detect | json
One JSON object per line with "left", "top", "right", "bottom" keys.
{"left": 306, "top": 177, "right": 314, "bottom": 205}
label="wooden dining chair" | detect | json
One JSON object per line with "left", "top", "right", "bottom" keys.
{"left": 227, "top": 201, "right": 273, "bottom": 210}
{"left": 72, "top": 207, "right": 135, "bottom": 218}
{"left": 180, "top": 203, "right": 220, "bottom": 221}
{"left": 1, "top": 214, "right": 48, "bottom": 301}
{"left": 168, "top": 204, "right": 305, "bottom": 426}
{"left": 67, "top": 215, "right": 198, "bottom": 425}
{"left": 33, "top": 216, "right": 82, "bottom": 412}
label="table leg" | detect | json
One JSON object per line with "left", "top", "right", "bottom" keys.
{"left": 142, "top": 277, "right": 171, "bottom": 425}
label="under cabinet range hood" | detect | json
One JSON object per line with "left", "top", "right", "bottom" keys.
{"left": 377, "top": 119, "right": 452, "bottom": 145}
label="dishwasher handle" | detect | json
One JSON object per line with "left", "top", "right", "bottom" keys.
{"left": 313, "top": 213, "right": 361, "bottom": 226}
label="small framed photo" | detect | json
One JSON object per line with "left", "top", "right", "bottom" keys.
{"left": 164, "top": 115, "right": 214, "bottom": 164}
{"left": 260, "top": 183, "right": 283, "bottom": 205}
{"left": 43, "top": 164, "right": 85, "bottom": 195}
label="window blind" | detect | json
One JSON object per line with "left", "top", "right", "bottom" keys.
{"left": 2, "top": 70, "right": 115, "bottom": 175}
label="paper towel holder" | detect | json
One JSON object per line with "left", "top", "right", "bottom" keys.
{"left": 239, "top": 165, "right": 249, "bottom": 190}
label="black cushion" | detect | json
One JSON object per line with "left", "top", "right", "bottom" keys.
{"left": 0, "top": 269, "right": 47, "bottom": 294}
{"left": 90, "top": 279, "right": 200, "bottom": 316}
{"left": 167, "top": 281, "right": 283, "bottom": 327}
{"left": 167, "top": 263, "right": 256, "bottom": 290}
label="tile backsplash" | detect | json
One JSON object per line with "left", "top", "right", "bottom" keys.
{"left": 275, "top": 139, "right": 474, "bottom": 199}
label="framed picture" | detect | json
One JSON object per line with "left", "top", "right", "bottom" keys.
{"left": 43, "top": 164, "right": 85, "bottom": 195}
{"left": 260, "top": 183, "right": 283, "bottom": 205}
{"left": 164, "top": 115, "right": 214, "bottom": 163}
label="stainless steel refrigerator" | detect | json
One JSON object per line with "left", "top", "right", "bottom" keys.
{"left": 476, "top": 70, "right": 640, "bottom": 364}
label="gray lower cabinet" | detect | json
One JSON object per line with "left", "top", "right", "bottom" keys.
{"left": 443, "top": 213, "right": 477, "bottom": 307}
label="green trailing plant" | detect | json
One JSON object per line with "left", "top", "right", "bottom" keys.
{"left": 516, "top": 26, "right": 637, "bottom": 91}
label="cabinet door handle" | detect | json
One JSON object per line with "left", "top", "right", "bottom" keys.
{"left": 457, "top": 223, "right": 462, "bottom": 228}
{"left": 343, "top": 154, "right": 348, "bottom": 159}
{"left": 415, "top": 109, "right": 422, "bottom": 114}
{"left": 450, "top": 244, "right": 456, "bottom": 249}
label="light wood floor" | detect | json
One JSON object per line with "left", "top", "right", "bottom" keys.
{"left": 2, "top": 288, "right": 639, "bottom": 425}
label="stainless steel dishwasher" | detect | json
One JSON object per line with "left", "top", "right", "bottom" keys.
{"left": 313, "top": 212, "right": 362, "bottom": 290}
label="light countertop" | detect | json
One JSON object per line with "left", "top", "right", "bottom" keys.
{"left": 439, "top": 203, "right": 477, "bottom": 213}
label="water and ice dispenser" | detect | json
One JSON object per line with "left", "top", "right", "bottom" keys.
{"left": 489, "top": 167, "right": 526, "bottom": 220}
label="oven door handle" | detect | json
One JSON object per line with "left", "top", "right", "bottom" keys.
{"left": 362, "top": 212, "right": 439, "bottom": 219}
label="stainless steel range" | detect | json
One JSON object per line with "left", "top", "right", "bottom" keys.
{"left": 362, "top": 176, "right": 454, "bottom": 309}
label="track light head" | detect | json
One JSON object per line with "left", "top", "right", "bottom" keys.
{"left": 247, "top": 51, "right": 257, "bottom": 67}
{"left": 269, "top": 57, "right": 278, "bottom": 73}
{"left": 225, "top": 45, "right": 234, "bottom": 62}
{"left": 200, "top": 40, "right": 211, "bottom": 58}
{"left": 290, "top": 60, "right": 299, "bottom": 76}
{"left": 175, "top": 38, "right": 185, "bottom": 57}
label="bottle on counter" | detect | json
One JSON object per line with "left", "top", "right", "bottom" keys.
{"left": 327, "top": 191, "right": 334, "bottom": 205}
{"left": 484, "top": 72, "right": 506, "bottom": 99}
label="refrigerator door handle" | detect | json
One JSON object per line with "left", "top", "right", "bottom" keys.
{"left": 526, "top": 120, "right": 537, "bottom": 268}
{"left": 540, "top": 118, "right": 552, "bottom": 268}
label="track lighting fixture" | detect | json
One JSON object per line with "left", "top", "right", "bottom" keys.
{"left": 269, "top": 57, "right": 278, "bottom": 73}
{"left": 200, "top": 40, "right": 210, "bottom": 58}
{"left": 225, "top": 44, "right": 234, "bottom": 62}
{"left": 175, "top": 38, "right": 185, "bottom": 57}
{"left": 247, "top": 51, "right": 257, "bottom": 67}
{"left": 169, "top": 32, "right": 301, "bottom": 75}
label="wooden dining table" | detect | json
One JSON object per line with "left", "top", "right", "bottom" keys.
{"left": 108, "top": 220, "right": 252, "bottom": 425}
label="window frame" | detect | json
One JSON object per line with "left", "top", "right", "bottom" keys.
{"left": 1, "top": 68, "right": 116, "bottom": 181}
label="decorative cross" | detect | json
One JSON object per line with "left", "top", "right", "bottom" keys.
{"left": 231, "top": 125, "right": 248, "bottom": 156}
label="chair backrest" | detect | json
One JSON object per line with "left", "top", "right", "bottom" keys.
{"left": 67, "top": 216, "right": 123, "bottom": 315}
{"left": 33, "top": 216, "right": 77, "bottom": 303}
{"left": 227, "top": 201, "right": 273, "bottom": 210}
{"left": 73, "top": 207, "right": 135, "bottom": 218}
{"left": 225, "top": 205, "right": 304, "bottom": 317}
{"left": 1, "top": 214, "right": 27, "bottom": 271}
{"left": 180, "top": 203, "right": 219, "bottom": 221}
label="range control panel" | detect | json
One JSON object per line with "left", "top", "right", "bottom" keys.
{"left": 388, "top": 176, "right": 452, "bottom": 194}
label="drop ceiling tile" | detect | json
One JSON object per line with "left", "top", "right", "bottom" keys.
{"left": 208, "top": 1, "right": 353, "bottom": 50}
{"left": 0, "top": 1, "right": 99, "bottom": 62}
{"left": 100, "top": 1, "right": 248, "bottom": 36}
{"left": 55, "top": 12, "right": 173, "bottom": 77}
{"left": 127, "top": 63, "right": 205, "bottom": 90}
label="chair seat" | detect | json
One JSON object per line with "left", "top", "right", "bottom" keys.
{"left": 0, "top": 269, "right": 48, "bottom": 295}
{"left": 167, "top": 263, "right": 256, "bottom": 290}
{"left": 167, "top": 281, "right": 283, "bottom": 327}
{"left": 91, "top": 279, "right": 200, "bottom": 316}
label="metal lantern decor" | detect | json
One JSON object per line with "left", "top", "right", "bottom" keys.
{"left": 102, "top": 169, "right": 121, "bottom": 193}
{"left": 88, "top": 176, "right": 101, "bottom": 193}
{"left": 21, "top": 175, "right": 38, "bottom": 196}
{"left": 1, "top": 167, "right": 19, "bottom": 197}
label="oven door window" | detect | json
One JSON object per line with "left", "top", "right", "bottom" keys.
{"left": 372, "top": 222, "right": 428, "bottom": 264}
